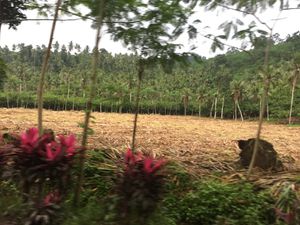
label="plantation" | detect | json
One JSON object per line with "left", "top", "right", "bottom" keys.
{"left": 0, "top": 108, "right": 299, "bottom": 173}
{"left": 1, "top": 0, "right": 300, "bottom": 224}
{"left": 0, "top": 108, "right": 300, "bottom": 224}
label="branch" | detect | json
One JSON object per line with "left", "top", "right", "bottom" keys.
{"left": 1, "top": 18, "right": 82, "bottom": 22}
{"left": 1, "top": 18, "right": 141, "bottom": 24}
{"left": 198, "top": 32, "right": 254, "bottom": 58}
{"left": 282, "top": 7, "right": 300, "bottom": 10}
{"left": 215, "top": 3, "right": 272, "bottom": 31}
{"left": 59, "top": 7, "right": 141, "bottom": 24}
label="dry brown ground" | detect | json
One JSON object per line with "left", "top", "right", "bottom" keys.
{"left": 0, "top": 108, "right": 299, "bottom": 174}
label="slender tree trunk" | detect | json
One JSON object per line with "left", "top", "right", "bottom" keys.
{"left": 67, "top": 79, "right": 70, "bottom": 99}
{"left": 259, "top": 98, "right": 262, "bottom": 116}
{"left": 198, "top": 103, "right": 202, "bottom": 117}
{"left": 288, "top": 77, "right": 297, "bottom": 124}
{"left": 266, "top": 97, "right": 269, "bottom": 121}
{"left": 131, "top": 60, "right": 144, "bottom": 152}
{"left": 184, "top": 106, "right": 187, "bottom": 116}
{"left": 214, "top": 97, "right": 218, "bottom": 119}
{"left": 234, "top": 101, "right": 237, "bottom": 120}
{"left": 0, "top": 23, "right": 2, "bottom": 40}
{"left": 6, "top": 94, "right": 9, "bottom": 108}
{"left": 37, "top": 0, "right": 62, "bottom": 135}
{"left": 74, "top": 0, "right": 105, "bottom": 206}
{"left": 237, "top": 100, "right": 244, "bottom": 121}
{"left": 247, "top": 32, "right": 273, "bottom": 179}
{"left": 72, "top": 96, "right": 75, "bottom": 110}
{"left": 210, "top": 100, "right": 214, "bottom": 118}
{"left": 221, "top": 97, "right": 225, "bottom": 119}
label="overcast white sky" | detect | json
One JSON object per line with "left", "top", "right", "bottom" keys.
{"left": 0, "top": 1, "right": 299, "bottom": 58}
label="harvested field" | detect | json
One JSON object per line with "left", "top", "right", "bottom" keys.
{"left": 0, "top": 108, "right": 299, "bottom": 174}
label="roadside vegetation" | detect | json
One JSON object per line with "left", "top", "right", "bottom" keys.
{"left": 0, "top": 0, "right": 300, "bottom": 224}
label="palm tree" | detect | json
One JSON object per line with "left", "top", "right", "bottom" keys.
{"left": 230, "top": 80, "right": 244, "bottom": 121}
{"left": 181, "top": 88, "right": 191, "bottom": 116}
{"left": 245, "top": 80, "right": 263, "bottom": 118}
{"left": 196, "top": 86, "right": 207, "bottom": 117}
{"left": 257, "top": 66, "right": 281, "bottom": 120}
{"left": 220, "top": 94, "right": 225, "bottom": 119}
{"left": 287, "top": 56, "right": 300, "bottom": 124}
{"left": 213, "top": 91, "right": 219, "bottom": 119}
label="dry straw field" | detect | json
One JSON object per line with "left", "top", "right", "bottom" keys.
{"left": 0, "top": 108, "right": 299, "bottom": 174}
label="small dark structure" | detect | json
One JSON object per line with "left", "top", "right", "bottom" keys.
{"left": 237, "top": 138, "right": 282, "bottom": 170}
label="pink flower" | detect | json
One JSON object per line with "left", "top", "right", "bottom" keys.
{"left": 20, "top": 128, "right": 39, "bottom": 153}
{"left": 143, "top": 157, "right": 166, "bottom": 174}
{"left": 43, "top": 191, "right": 61, "bottom": 206}
{"left": 275, "top": 208, "right": 295, "bottom": 224}
{"left": 58, "top": 134, "right": 76, "bottom": 157}
{"left": 46, "top": 142, "right": 62, "bottom": 161}
{"left": 125, "top": 148, "right": 136, "bottom": 165}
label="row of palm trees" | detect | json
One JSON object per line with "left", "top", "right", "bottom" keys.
{"left": 190, "top": 59, "right": 299, "bottom": 123}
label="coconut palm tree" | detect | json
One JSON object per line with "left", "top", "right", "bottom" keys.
{"left": 286, "top": 56, "right": 300, "bottom": 124}
{"left": 245, "top": 80, "right": 263, "bottom": 118}
{"left": 230, "top": 80, "right": 244, "bottom": 121}
{"left": 182, "top": 88, "right": 191, "bottom": 116}
{"left": 196, "top": 86, "right": 207, "bottom": 117}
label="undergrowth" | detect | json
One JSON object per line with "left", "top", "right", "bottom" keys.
{"left": 1, "top": 148, "right": 298, "bottom": 225}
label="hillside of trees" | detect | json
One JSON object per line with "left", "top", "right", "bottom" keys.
{"left": 0, "top": 31, "right": 299, "bottom": 121}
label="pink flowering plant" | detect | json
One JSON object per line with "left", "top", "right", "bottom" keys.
{"left": 1, "top": 128, "right": 80, "bottom": 204}
{"left": 26, "top": 190, "right": 62, "bottom": 225}
{"left": 116, "top": 148, "right": 167, "bottom": 222}
{"left": 13, "top": 128, "right": 78, "bottom": 188}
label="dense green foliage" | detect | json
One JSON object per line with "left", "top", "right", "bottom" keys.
{"left": 0, "top": 154, "right": 279, "bottom": 225}
{"left": 0, "top": 0, "right": 28, "bottom": 30}
{"left": 164, "top": 181, "right": 274, "bottom": 225}
{"left": 0, "top": 31, "right": 300, "bottom": 120}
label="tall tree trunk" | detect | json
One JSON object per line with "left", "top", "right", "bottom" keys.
{"left": 131, "top": 60, "right": 144, "bottom": 152}
{"left": 259, "top": 98, "right": 262, "bottom": 116}
{"left": 237, "top": 100, "right": 244, "bottom": 121}
{"left": 288, "top": 76, "right": 297, "bottom": 124}
{"left": 37, "top": 0, "right": 62, "bottom": 135}
{"left": 266, "top": 97, "right": 270, "bottom": 121}
{"left": 198, "top": 103, "right": 202, "bottom": 117}
{"left": 74, "top": 0, "right": 105, "bottom": 206}
{"left": 209, "top": 100, "right": 214, "bottom": 118}
{"left": 221, "top": 97, "right": 225, "bottom": 119}
{"left": 6, "top": 94, "right": 9, "bottom": 108}
{"left": 67, "top": 78, "right": 70, "bottom": 99}
{"left": 234, "top": 101, "right": 237, "bottom": 120}
{"left": 247, "top": 32, "right": 273, "bottom": 179}
{"left": 214, "top": 97, "right": 218, "bottom": 119}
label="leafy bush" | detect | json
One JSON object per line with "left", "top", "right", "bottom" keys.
{"left": 164, "top": 180, "right": 275, "bottom": 225}
{"left": 273, "top": 182, "right": 300, "bottom": 225}
{"left": 0, "top": 128, "right": 81, "bottom": 225}
{"left": 115, "top": 149, "right": 167, "bottom": 224}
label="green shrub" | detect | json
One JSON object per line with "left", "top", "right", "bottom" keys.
{"left": 164, "top": 180, "right": 275, "bottom": 225}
